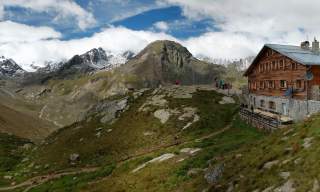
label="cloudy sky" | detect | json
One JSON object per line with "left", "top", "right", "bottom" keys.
{"left": 0, "top": 0, "right": 319, "bottom": 70}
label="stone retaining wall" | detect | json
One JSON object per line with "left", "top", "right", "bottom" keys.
{"left": 248, "top": 94, "right": 320, "bottom": 121}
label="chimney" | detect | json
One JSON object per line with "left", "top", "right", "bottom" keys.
{"left": 301, "top": 41, "right": 310, "bottom": 49}
{"left": 312, "top": 37, "right": 320, "bottom": 53}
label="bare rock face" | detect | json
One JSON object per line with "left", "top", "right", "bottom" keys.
{"left": 92, "top": 97, "right": 129, "bottom": 124}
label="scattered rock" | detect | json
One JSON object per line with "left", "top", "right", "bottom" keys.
{"left": 279, "top": 172, "right": 291, "bottom": 179}
{"left": 281, "top": 159, "right": 292, "bottom": 165}
{"left": 96, "top": 131, "right": 102, "bottom": 138}
{"left": 21, "top": 143, "right": 33, "bottom": 150}
{"left": 294, "top": 158, "right": 302, "bottom": 165}
{"left": 204, "top": 164, "right": 224, "bottom": 184}
{"left": 180, "top": 148, "right": 201, "bottom": 155}
{"left": 96, "top": 127, "right": 103, "bottom": 131}
{"left": 107, "top": 129, "right": 112, "bottom": 133}
{"left": 154, "top": 109, "right": 171, "bottom": 124}
{"left": 178, "top": 107, "right": 197, "bottom": 121}
{"left": 219, "top": 96, "right": 235, "bottom": 104}
{"left": 263, "top": 160, "right": 279, "bottom": 169}
{"left": 235, "top": 154, "right": 243, "bottom": 159}
{"left": 176, "top": 158, "right": 185, "bottom": 162}
{"left": 3, "top": 175, "right": 12, "bottom": 180}
{"left": 227, "top": 182, "right": 234, "bottom": 192}
{"left": 139, "top": 94, "right": 167, "bottom": 112}
{"left": 143, "top": 131, "right": 154, "bottom": 136}
{"left": 69, "top": 153, "right": 80, "bottom": 164}
{"left": 274, "top": 179, "right": 296, "bottom": 192}
{"left": 79, "top": 138, "right": 84, "bottom": 142}
{"left": 302, "top": 137, "right": 313, "bottom": 149}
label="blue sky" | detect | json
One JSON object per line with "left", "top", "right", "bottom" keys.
{"left": 2, "top": 0, "right": 214, "bottom": 40}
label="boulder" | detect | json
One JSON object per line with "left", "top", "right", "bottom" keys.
{"left": 219, "top": 96, "right": 235, "bottom": 104}
{"left": 263, "top": 160, "right": 279, "bottom": 169}
{"left": 69, "top": 153, "right": 80, "bottom": 164}
{"left": 204, "top": 164, "right": 224, "bottom": 184}
{"left": 154, "top": 109, "right": 171, "bottom": 124}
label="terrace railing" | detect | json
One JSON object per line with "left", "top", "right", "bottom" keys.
{"left": 239, "top": 107, "right": 280, "bottom": 132}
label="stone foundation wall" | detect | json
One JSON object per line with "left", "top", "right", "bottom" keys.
{"left": 248, "top": 94, "right": 320, "bottom": 121}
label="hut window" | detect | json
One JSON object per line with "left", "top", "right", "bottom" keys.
{"left": 272, "top": 61, "right": 277, "bottom": 70}
{"left": 292, "top": 62, "right": 297, "bottom": 70}
{"left": 260, "top": 81, "right": 264, "bottom": 89}
{"left": 279, "top": 60, "right": 284, "bottom": 70}
{"left": 269, "top": 101, "right": 276, "bottom": 110}
{"left": 268, "top": 80, "right": 275, "bottom": 88}
{"left": 260, "top": 100, "right": 265, "bottom": 108}
{"left": 296, "top": 79, "right": 303, "bottom": 89}
{"left": 280, "top": 80, "right": 287, "bottom": 88}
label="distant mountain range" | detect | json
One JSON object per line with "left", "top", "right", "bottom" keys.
{"left": 197, "top": 55, "right": 255, "bottom": 70}
{"left": 0, "top": 48, "right": 135, "bottom": 79}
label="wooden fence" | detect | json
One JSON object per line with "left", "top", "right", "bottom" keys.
{"left": 239, "top": 107, "right": 280, "bottom": 132}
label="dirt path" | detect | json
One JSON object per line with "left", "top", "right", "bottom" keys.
{"left": 0, "top": 167, "right": 98, "bottom": 192}
{"left": 0, "top": 116, "right": 235, "bottom": 192}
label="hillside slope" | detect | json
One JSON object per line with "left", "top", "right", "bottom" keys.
{"left": 2, "top": 40, "right": 224, "bottom": 130}
{"left": 0, "top": 103, "right": 53, "bottom": 141}
{"left": 0, "top": 86, "right": 264, "bottom": 192}
{"left": 207, "top": 115, "right": 320, "bottom": 192}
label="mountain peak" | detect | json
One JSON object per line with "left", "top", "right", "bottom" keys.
{"left": 0, "top": 56, "right": 25, "bottom": 78}
{"left": 123, "top": 40, "right": 223, "bottom": 87}
{"left": 139, "top": 40, "right": 192, "bottom": 58}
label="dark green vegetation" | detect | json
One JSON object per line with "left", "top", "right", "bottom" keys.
{"left": 0, "top": 133, "right": 31, "bottom": 186}
{"left": 29, "top": 164, "right": 115, "bottom": 192}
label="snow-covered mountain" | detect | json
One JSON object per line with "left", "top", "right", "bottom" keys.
{"left": 0, "top": 56, "right": 25, "bottom": 78}
{"left": 32, "top": 48, "right": 135, "bottom": 74}
{"left": 197, "top": 55, "right": 255, "bottom": 70}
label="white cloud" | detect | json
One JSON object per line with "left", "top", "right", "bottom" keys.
{"left": 158, "top": 0, "right": 320, "bottom": 59}
{"left": 0, "top": 23, "right": 176, "bottom": 71}
{"left": 0, "top": 21, "right": 61, "bottom": 43}
{"left": 153, "top": 21, "right": 169, "bottom": 32}
{"left": 0, "top": 0, "right": 96, "bottom": 30}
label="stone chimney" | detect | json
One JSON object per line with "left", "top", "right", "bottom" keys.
{"left": 301, "top": 41, "right": 310, "bottom": 49}
{"left": 312, "top": 38, "right": 319, "bottom": 53}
